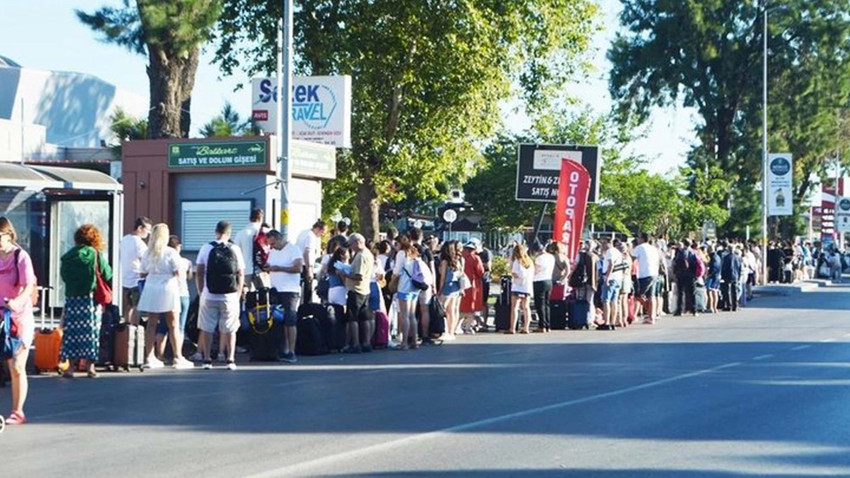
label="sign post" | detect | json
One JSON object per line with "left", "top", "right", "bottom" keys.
{"left": 767, "top": 153, "right": 793, "bottom": 216}
{"left": 443, "top": 209, "right": 457, "bottom": 240}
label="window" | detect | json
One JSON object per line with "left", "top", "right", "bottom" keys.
{"left": 181, "top": 200, "right": 251, "bottom": 251}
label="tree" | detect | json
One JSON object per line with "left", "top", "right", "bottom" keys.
{"left": 200, "top": 102, "right": 252, "bottom": 137}
{"left": 108, "top": 108, "right": 148, "bottom": 160}
{"left": 77, "top": 0, "right": 222, "bottom": 138}
{"left": 214, "top": 0, "right": 599, "bottom": 240}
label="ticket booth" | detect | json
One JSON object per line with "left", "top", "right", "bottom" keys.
{"left": 122, "top": 136, "right": 334, "bottom": 259}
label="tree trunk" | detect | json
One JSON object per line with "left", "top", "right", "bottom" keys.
{"left": 357, "top": 174, "right": 380, "bottom": 242}
{"left": 145, "top": 45, "right": 200, "bottom": 139}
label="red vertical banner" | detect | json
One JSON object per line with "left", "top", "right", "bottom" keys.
{"left": 553, "top": 159, "right": 591, "bottom": 261}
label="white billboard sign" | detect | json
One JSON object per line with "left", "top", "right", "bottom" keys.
{"left": 768, "top": 153, "right": 793, "bottom": 216}
{"left": 252, "top": 76, "right": 352, "bottom": 148}
{"left": 835, "top": 197, "right": 850, "bottom": 233}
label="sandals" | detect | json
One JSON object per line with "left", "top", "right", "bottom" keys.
{"left": 6, "top": 411, "right": 26, "bottom": 425}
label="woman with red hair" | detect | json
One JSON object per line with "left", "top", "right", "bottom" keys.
{"left": 60, "top": 224, "right": 112, "bottom": 378}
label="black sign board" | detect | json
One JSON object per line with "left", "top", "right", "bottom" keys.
{"left": 515, "top": 144, "right": 601, "bottom": 203}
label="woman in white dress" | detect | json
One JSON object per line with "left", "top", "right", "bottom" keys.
{"left": 137, "top": 224, "right": 193, "bottom": 369}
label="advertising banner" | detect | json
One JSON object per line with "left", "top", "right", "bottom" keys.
{"left": 252, "top": 76, "right": 352, "bottom": 148}
{"left": 168, "top": 141, "right": 267, "bottom": 169}
{"left": 768, "top": 153, "right": 793, "bottom": 216}
{"left": 516, "top": 144, "right": 600, "bottom": 203}
{"left": 553, "top": 159, "right": 591, "bottom": 261}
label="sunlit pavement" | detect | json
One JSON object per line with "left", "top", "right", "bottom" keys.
{"left": 5, "top": 285, "right": 850, "bottom": 477}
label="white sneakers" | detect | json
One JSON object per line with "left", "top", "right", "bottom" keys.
{"left": 226, "top": 362, "right": 237, "bottom": 371}
{"left": 142, "top": 357, "right": 165, "bottom": 370}
{"left": 172, "top": 358, "right": 194, "bottom": 370}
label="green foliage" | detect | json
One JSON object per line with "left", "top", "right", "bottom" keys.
{"left": 213, "top": 0, "right": 599, "bottom": 238}
{"left": 490, "top": 256, "right": 510, "bottom": 281}
{"left": 610, "top": 0, "right": 850, "bottom": 240}
{"left": 108, "top": 108, "right": 148, "bottom": 160}
{"left": 200, "top": 102, "right": 253, "bottom": 137}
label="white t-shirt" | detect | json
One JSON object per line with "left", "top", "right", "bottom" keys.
{"left": 268, "top": 243, "right": 303, "bottom": 293}
{"left": 196, "top": 241, "right": 245, "bottom": 301}
{"left": 603, "top": 247, "right": 625, "bottom": 282}
{"left": 296, "top": 229, "right": 321, "bottom": 273}
{"left": 511, "top": 260, "right": 534, "bottom": 294}
{"left": 234, "top": 222, "right": 261, "bottom": 276}
{"left": 633, "top": 243, "right": 661, "bottom": 279}
{"left": 120, "top": 234, "right": 147, "bottom": 288}
{"left": 177, "top": 256, "right": 192, "bottom": 297}
{"left": 533, "top": 253, "right": 556, "bottom": 282}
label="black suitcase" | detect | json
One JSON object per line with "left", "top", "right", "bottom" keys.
{"left": 568, "top": 299, "right": 592, "bottom": 330}
{"left": 98, "top": 304, "right": 120, "bottom": 365}
{"left": 550, "top": 300, "right": 568, "bottom": 330}
{"left": 299, "top": 303, "right": 344, "bottom": 352}
{"left": 296, "top": 315, "right": 329, "bottom": 356}
{"left": 428, "top": 298, "right": 447, "bottom": 336}
{"left": 495, "top": 275, "right": 512, "bottom": 331}
{"left": 247, "top": 304, "right": 281, "bottom": 361}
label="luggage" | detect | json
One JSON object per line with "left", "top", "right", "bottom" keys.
{"left": 694, "top": 283, "right": 707, "bottom": 313}
{"left": 428, "top": 298, "right": 447, "bottom": 337}
{"left": 550, "top": 300, "right": 568, "bottom": 330}
{"left": 98, "top": 304, "right": 120, "bottom": 366}
{"left": 495, "top": 275, "right": 512, "bottom": 331}
{"left": 372, "top": 310, "right": 390, "bottom": 348}
{"left": 568, "top": 299, "right": 592, "bottom": 330}
{"left": 113, "top": 323, "right": 144, "bottom": 371}
{"left": 295, "top": 315, "right": 328, "bottom": 356}
{"left": 247, "top": 302, "right": 281, "bottom": 361}
{"left": 323, "top": 304, "right": 347, "bottom": 352}
{"left": 34, "top": 328, "right": 63, "bottom": 373}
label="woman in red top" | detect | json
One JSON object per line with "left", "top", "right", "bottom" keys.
{"left": 0, "top": 217, "right": 37, "bottom": 425}
{"left": 459, "top": 241, "right": 485, "bottom": 334}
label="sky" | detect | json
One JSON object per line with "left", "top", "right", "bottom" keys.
{"left": 0, "top": 0, "right": 697, "bottom": 175}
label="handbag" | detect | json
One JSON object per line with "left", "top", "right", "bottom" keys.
{"left": 1, "top": 308, "right": 22, "bottom": 359}
{"left": 93, "top": 251, "right": 113, "bottom": 306}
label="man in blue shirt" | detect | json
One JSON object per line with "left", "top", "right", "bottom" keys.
{"left": 721, "top": 246, "right": 743, "bottom": 312}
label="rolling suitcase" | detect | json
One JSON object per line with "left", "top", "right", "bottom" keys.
{"left": 323, "top": 304, "right": 347, "bottom": 352}
{"left": 113, "top": 323, "right": 144, "bottom": 371}
{"left": 550, "top": 300, "right": 568, "bottom": 330}
{"left": 98, "top": 304, "right": 120, "bottom": 366}
{"left": 428, "top": 298, "right": 447, "bottom": 337}
{"left": 694, "top": 283, "right": 707, "bottom": 313}
{"left": 33, "top": 287, "right": 65, "bottom": 374}
{"left": 295, "top": 315, "right": 328, "bottom": 356}
{"left": 248, "top": 303, "right": 280, "bottom": 361}
{"left": 372, "top": 310, "right": 390, "bottom": 348}
{"left": 568, "top": 299, "right": 592, "bottom": 330}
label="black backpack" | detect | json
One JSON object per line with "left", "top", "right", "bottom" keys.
{"left": 206, "top": 242, "right": 239, "bottom": 294}
{"left": 569, "top": 253, "right": 588, "bottom": 288}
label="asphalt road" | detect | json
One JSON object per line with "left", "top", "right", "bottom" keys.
{"left": 5, "top": 284, "right": 850, "bottom": 477}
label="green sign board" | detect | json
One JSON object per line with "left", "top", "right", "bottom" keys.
{"left": 168, "top": 141, "right": 267, "bottom": 169}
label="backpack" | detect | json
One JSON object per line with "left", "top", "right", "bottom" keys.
{"left": 407, "top": 260, "right": 430, "bottom": 291}
{"left": 674, "top": 249, "right": 690, "bottom": 275}
{"left": 206, "top": 242, "right": 239, "bottom": 294}
{"left": 569, "top": 254, "right": 588, "bottom": 288}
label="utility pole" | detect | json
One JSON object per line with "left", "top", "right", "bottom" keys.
{"left": 277, "top": 0, "right": 294, "bottom": 241}
{"left": 761, "top": 0, "right": 769, "bottom": 283}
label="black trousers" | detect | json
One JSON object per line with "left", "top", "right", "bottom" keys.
{"left": 481, "top": 277, "right": 491, "bottom": 319}
{"left": 721, "top": 280, "right": 739, "bottom": 311}
{"left": 533, "top": 280, "right": 552, "bottom": 329}
{"left": 676, "top": 274, "right": 695, "bottom": 314}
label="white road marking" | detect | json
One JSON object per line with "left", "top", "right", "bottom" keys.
{"left": 35, "top": 407, "right": 106, "bottom": 420}
{"left": 752, "top": 354, "right": 773, "bottom": 361}
{"left": 791, "top": 345, "right": 812, "bottom": 351}
{"left": 242, "top": 361, "right": 742, "bottom": 478}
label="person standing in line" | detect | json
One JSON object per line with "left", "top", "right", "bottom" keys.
{"left": 0, "top": 217, "right": 36, "bottom": 425}
{"left": 60, "top": 224, "right": 112, "bottom": 379}
{"left": 721, "top": 246, "right": 743, "bottom": 312}
{"left": 615, "top": 240, "right": 633, "bottom": 327}
{"left": 196, "top": 221, "right": 245, "bottom": 370}
{"left": 265, "top": 230, "right": 303, "bottom": 364}
{"left": 508, "top": 243, "right": 534, "bottom": 334}
{"left": 599, "top": 238, "right": 624, "bottom": 330}
{"left": 478, "top": 241, "right": 494, "bottom": 328}
{"left": 673, "top": 240, "right": 697, "bottom": 316}
{"left": 295, "top": 220, "right": 327, "bottom": 304}
{"left": 119, "top": 217, "right": 151, "bottom": 325}
{"left": 156, "top": 235, "right": 193, "bottom": 361}
{"left": 706, "top": 246, "right": 722, "bottom": 314}
{"left": 339, "top": 234, "right": 374, "bottom": 353}
{"left": 459, "top": 240, "right": 485, "bottom": 335}
{"left": 235, "top": 208, "right": 264, "bottom": 291}
{"left": 138, "top": 224, "right": 193, "bottom": 370}
{"left": 531, "top": 242, "right": 555, "bottom": 333}
{"left": 409, "top": 228, "right": 437, "bottom": 344}
{"left": 633, "top": 233, "right": 661, "bottom": 324}
{"left": 394, "top": 242, "right": 422, "bottom": 350}
{"left": 437, "top": 241, "right": 464, "bottom": 340}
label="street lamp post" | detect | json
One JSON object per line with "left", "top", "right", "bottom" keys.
{"left": 276, "top": 0, "right": 294, "bottom": 241}
{"left": 761, "top": 0, "right": 769, "bottom": 283}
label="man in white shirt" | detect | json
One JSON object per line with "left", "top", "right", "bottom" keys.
{"left": 266, "top": 230, "right": 303, "bottom": 364}
{"left": 295, "top": 219, "right": 327, "bottom": 303}
{"left": 119, "top": 216, "right": 151, "bottom": 325}
{"left": 196, "top": 221, "right": 245, "bottom": 370}
{"left": 633, "top": 233, "right": 661, "bottom": 323}
{"left": 234, "top": 208, "right": 264, "bottom": 290}
{"left": 600, "top": 238, "right": 624, "bottom": 329}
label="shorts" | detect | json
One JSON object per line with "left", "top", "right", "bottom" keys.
{"left": 602, "top": 279, "right": 622, "bottom": 303}
{"left": 705, "top": 277, "right": 720, "bottom": 291}
{"left": 274, "top": 291, "right": 300, "bottom": 327}
{"left": 511, "top": 291, "right": 530, "bottom": 298}
{"left": 621, "top": 276, "right": 633, "bottom": 296}
{"left": 636, "top": 276, "right": 657, "bottom": 299}
{"left": 346, "top": 291, "right": 373, "bottom": 323}
{"left": 156, "top": 296, "right": 190, "bottom": 334}
{"left": 199, "top": 298, "right": 241, "bottom": 334}
{"left": 397, "top": 291, "right": 420, "bottom": 302}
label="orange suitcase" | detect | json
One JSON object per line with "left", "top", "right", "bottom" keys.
{"left": 34, "top": 328, "right": 63, "bottom": 374}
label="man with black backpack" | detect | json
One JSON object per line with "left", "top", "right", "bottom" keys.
{"left": 673, "top": 240, "right": 697, "bottom": 316}
{"left": 195, "top": 221, "right": 245, "bottom": 370}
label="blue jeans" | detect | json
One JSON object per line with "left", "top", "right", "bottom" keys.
{"left": 156, "top": 296, "right": 190, "bottom": 335}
